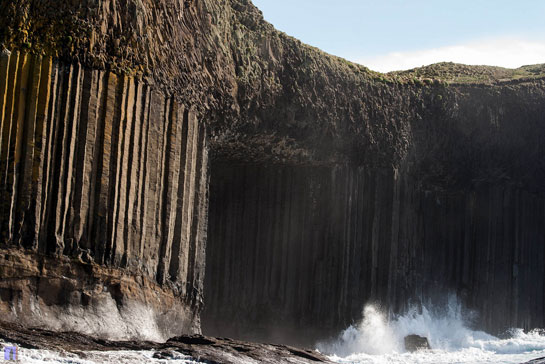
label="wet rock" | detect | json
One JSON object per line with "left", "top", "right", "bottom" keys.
{"left": 523, "top": 358, "right": 545, "bottom": 364}
{"left": 152, "top": 350, "right": 177, "bottom": 359}
{"left": 0, "top": 322, "right": 333, "bottom": 364}
{"left": 2, "top": 0, "right": 545, "bottom": 350}
{"left": 404, "top": 335, "right": 431, "bottom": 352}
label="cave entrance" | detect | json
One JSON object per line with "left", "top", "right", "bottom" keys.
{"left": 202, "top": 161, "right": 545, "bottom": 347}
{"left": 201, "top": 162, "right": 403, "bottom": 347}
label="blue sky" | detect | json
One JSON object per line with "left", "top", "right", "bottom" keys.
{"left": 251, "top": 0, "right": 545, "bottom": 72}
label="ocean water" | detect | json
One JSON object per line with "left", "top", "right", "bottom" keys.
{"left": 0, "top": 342, "right": 200, "bottom": 363}
{"left": 317, "top": 298, "right": 545, "bottom": 364}
{"left": 3, "top": 297, "right": 545, "bottom": 363}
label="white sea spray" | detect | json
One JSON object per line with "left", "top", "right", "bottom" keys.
{"left": 318, "top": 297, "right": 545, "bottom": 364}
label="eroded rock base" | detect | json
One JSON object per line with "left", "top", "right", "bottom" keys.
{"left": 0, "top": 249, "right": 199, "bottom": 341}
{"left": 0, "top": 321, "right": 333, "bottom": 364}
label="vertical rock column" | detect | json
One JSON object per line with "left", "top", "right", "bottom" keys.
{"left": 0, "top": 52, "right": 209, "bottom": 335}
{"left": 203, "top": 163, "right": 545, "bottom": 346}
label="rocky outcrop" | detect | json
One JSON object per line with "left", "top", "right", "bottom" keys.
{"left": 0, "top": 249, "right": 197, "bottom": 340}
{"left": 0, "top": 51, "right": 209, "bottom": 340}
{"left": 1, "top": 0, "right": 545, "bottom": 350}
{"left": 0, "top": 321, "right": 334, "bottom": 364}
{"left": 525, "top": 358, "right": 545, "bottom": 364}
{"left": 404, "top": 335, "right": 431, "bottom": 352}
{"left": 203, "top": 77, "right": 545, "bottom": 346}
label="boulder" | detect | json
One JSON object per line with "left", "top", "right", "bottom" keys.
{"left": 404, "top": 334, "right": 431, "bottom": 352}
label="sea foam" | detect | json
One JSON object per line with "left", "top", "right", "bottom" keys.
{"left": 318, "top": 296, "right": 545, "bottom": 364}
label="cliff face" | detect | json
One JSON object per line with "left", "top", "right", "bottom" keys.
{"left": 0, "top": 51, "right": 208, "bottom": 340}
{"left": 203, "top": 79, "right": 545, "bottom": 346}
{"left": 204, "top": 166, "right": 545, "bottom": 346}
{"left": 1, "top": 0, "right": 545, "bottom": 348}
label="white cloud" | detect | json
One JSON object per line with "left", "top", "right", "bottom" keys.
{"left": 355, "top": 37, "right": 545, "bottom": 73}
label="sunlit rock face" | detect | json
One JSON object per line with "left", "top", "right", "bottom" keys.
{"left": 1, "top": 0, "right": 545, "bottom": 347}
{"left": 0, "top": 52, "right": 208, "bottom": 340}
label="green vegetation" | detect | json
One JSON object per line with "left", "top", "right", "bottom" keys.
{"left": 391, "top": 62, "right": 545, "bottom": 84}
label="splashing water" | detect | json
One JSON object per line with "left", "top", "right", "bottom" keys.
{"left": 317, "top": 298, "right": 545, "bottom": 364}
{"left": 4, "top": 296, "right": 545, "bottom": 363}
{"left": 0, "top": 341, "right": 199, "bottom": 364}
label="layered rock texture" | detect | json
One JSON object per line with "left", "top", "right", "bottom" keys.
{"left": 0, "top": 321, "right": 334, "bottom": 364}
{"left": 204, "top": 77, "right": 545, "bottom": 346}
{"left": 1, "top": 0, "right": 545, "bottom": 349}
{"left": 0, "top": 51, "right": 208, "bottom": 340}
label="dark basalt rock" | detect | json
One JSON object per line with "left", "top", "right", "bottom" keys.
{"left": 0, "top": 321, "right": 333, "bottom": 364}
{"left": 1, "top": 0, "right": 545, "bottom": 352}
{"left": 404, "top": 334, "right": 431, "bottom": 352}
{"left": 524, "top": 358, "right": 545, "bottom": 364}
{"left": 152, "top": 350, "right": 177, "bottom": 359}
{"left": 167, "top": 335, "right": 216, "bottom": 346}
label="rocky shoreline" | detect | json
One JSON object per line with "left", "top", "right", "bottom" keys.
{"left": 2, "top": 321, "right": 545, "bottom": 364}
{"left": 0, "top": 321, "right": 332, "bottom": 363}
{"left": 1, "top": 0, "right": 545, "bottom": 351}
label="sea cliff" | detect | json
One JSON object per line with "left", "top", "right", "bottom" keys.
{"left": 0, "top": 0, "right": 544, "bottom": 346}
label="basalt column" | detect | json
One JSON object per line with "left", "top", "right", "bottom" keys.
{"left": 0, "top": 51, "right": 209, "bottom": 341}
{"left": 203, "top": 162, "right": 545, "bottom": 347}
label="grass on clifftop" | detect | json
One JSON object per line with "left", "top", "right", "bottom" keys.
{"left": 391, "top": 62, "right": 545, "bottom": 84}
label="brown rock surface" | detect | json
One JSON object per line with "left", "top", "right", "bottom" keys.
{"left": 0, "top": 248, "right": 200, "bottom": 341}
{"left": 0, "top": 51, "right": 208, "bottom": 340}
{"left": 0, "top": 321, "right": 333, "bottom": 363}
{"left": 1, "top": 0, "right": 545, "bottom": 351}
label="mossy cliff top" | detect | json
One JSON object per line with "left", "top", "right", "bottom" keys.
{"left": 2, "top": 0, "right": 542, "bottom": 87}
{"left": 393, "top": 62, "right": 545, "bottom": 84}
{"left": 1, "top": 0, "right": 544, "bottom": 189}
